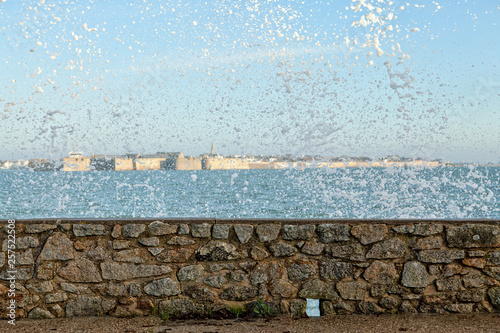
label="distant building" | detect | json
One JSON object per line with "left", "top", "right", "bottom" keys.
{"left": 63, "top": 147, "right": 91, "bottom": 171}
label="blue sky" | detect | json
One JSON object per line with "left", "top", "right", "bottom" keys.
{"left": 0, "top": 0, "right": 498, "bottom": 163}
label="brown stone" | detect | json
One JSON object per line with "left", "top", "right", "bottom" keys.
{"left": 74, "top": 241, "right": 86, "bottom": 251}
{"left": 298, "top": 279, "right": 339, "bottom": 301}
{"left": 270, "top": 280, "right": 297, "bottom": 298}
{"left": 414, "top": 224, "right": 443, "bottom": 236}
{"left": 250, "top": 246, "right": 269, "bottom": 260}
{"left": 351, "top": 224, "right": 387, "bottom": 245}
{"left": 255, "top": 224, "right": 281, "bottom": 242}
{"left": 366, "top": 238, "right": 406, "bottom": 259}
{"left": 363, "top": 261, "right": 398, "bottom": 285}
{"left": 446, "top": 224, "right": 500, "bottom": 248}
{"left": 320, "top": 260, "right": 353, "bottom": 280}
{"left": 462, "top": 258, "right": 486, "bottom": 269}
{"left": 413, "top": 236, "right": 443, "bottom": 250}
{"left": 111, "top": 225, "right": 122, "bottom": 238}
{"left": 301, "top": 241, "right": 325, "bottom": 255}
{"left": 337, "top": 281, "right": 368, "bottom": 301}
{"left": 418, "top": 249, "right": 465, "bottom": 263}
{"left": 326, "top": 242, "right": 366, "bottom": 261}
{"left": 39, "top": 232, "right": 75, "bottom": 261}
{"left": 157, "top": 247, "right": 195, "bottom": 263}
{"left": 435, "top": 276, "right": 462, "bottom": 291}
{"left": 113, "top": 248, "right": 149, "bottom": 263}
{"left": 58, "top": 258, "right": 102, "bottom": 282}
{"left": 166, "top": 236, "right": 195, "bottom": 245}
{"left": 100, "top": 262, "right": 171, "bottom": 280}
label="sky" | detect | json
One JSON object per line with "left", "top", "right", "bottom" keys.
{"left": 0, "top": 0, "right": 499, "bottom": 163}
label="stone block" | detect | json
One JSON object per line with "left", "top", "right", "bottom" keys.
{"left": 319, "top": 259, "right": 353, "bottom": 280}
{"left": 446, "top": 224, "right": 500, "bottom": 248}
{"left": 196, "top": 240, "right": 238, "bottom": 261}
{"left": 357, "top": 301, "right": 383, "bottom": 314}
{"left": 256, "top": 224, "right": 281, "bottom": 242}
{"left": 301, "top": 241, "right": 325, "bottom": 255}
{"left": 28, "top": 307, "right": 55, "bottom": 319}
{"left": 487, "top": 251, "right": 500, "bottom": 265}
{"left": 178, "top": 224, "right": 190, "bottom": 235}
{"left": 413, "top": 236, "right": 443, "bottom": 250}
{"left": 268, "top": 242, "right": 297, "bottom": 257}
{"left": 113, "top": 249, "right": 149, "bottom": 263}
{"left": 191, "top": 223, "right": 212, "bottom": 238}
{"left": 182, "top": 284, "right": 215, "bottom": 302}
{"left": 212, "top": 224, "right": 230, "bottom": 239}
{"left": 435, "top": 276, "right": 462, "bottom": 291}
{"left": 138, "top": 237, "right": 159, "bottom": 247}
{"left": 177, "top": 265, "right": 204, "bottom": 282}
{"left": 66, "top": 296, "right": 103, "bottom": 317}
{"left": 148, "top": 248, "right": 164, "bottom": 256}
{"left": 401, "top": 262, "right": 430, "bottom": 288}
{"left": 326, "top": 242, "right": 366, "bottom": 261}
{"left": 39, "top": 232, "right": 74, "bottom": 261}
{"left": 270, "top": 280, "right": 297, "bottom": 298}
{"left": 122, "top": 224, "right": 146, "bottom": 238}
{"left": 203, "top": 275, "right": 227, "bottom": 289}
{"left": 363, "top": 261, "right": 398, "bottom": 285}
{"left": 457, "top": 289, "right": 485, "bottom": 302}
{"left": 220, "top": 286, "right": 258, "bottom": 301}
{"left": 282, "top": 225, "right": 316, "bottom": 240}
{"left": 317, "top": 224, "right": 350, "bottom": 243}
{"left": 288, "top": 262, "right": 316, "bottom": 280}
{"left": 462, "top": 258, "right": 486, "bottom": 269}
{"left": 234, "top": 224, "right": 254, "bottom": 243}
{"left": 45, "top": 291, "right": 68, "bottom": 304}
{"left": 158, "top": 247, "right": 195, "bottom": 263}
{"left": 148, "top": 221, "right": 178, "bottom": 236}
{"left": 378, "top": 296, "right": 400, "bottom": 309}
{"left": 337, "top": 281, "right": 368, "bottom": 301}
{"left": 58, "top": 258, "right": 102, "bottom": 282}
{"left": 25, "top": 224, "right": 57, "bottom": 233}
{"left": 16, "top": 249, "right": 34, "bottom": 265}
{"left": 444, "top": 303, "right": 474, "bottom": 313}
{"left": 418, "top": 249, "right": 465, "bottom": 263}
{"left": 73, "top": 224, "right": 109, "bottom": 237}
{"left": 414, "top": 224, "right": 443, "bottom": 236}
{"left": 250, "top": 246, "right": 269, "bottom": 260}
{"left": 111, "top": 225, "right": 122, "bottom": 238}
{"left": 159, "top": 299, "right": 204, "bottom": 318}
{"left": 392, "top": 225, "right": 415, "bottom": 234}
{"left": 166, "top": 236, "right": 195, "bottom": 245}
{"left": 298, "top": 279, "right": 339, "bottom": 301}
{"left": 112, "top": 240, "right": 130, "bottom": 250}
{"left": 351, "top": 224, "right": 387, "bottom": 245}
{"left": 100, "top": 262, "right": 171, "bottom": 280}
{"left": 366, "top": 238, "right": 406, "bottom": 259}
{"left": 487, "top": 287, "right": 500, "bottom": 310}
{"left": 144, "top": 278, "right": 180, "bottom": 296}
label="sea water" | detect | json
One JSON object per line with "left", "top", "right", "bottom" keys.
{"left": 1, "top": 167, "right": 498, "bottom": 219}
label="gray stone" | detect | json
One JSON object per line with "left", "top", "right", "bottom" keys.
{"left": 366, "top": 238, "right": 406, "bottom": 259}
{"left": 270, "top": 280, "right": 297, "bottom": 298}
{"left": 212, "top": 224, "right": 230, "bottom": 239}
{"left": 268, "top": 242, "right": 297, "bottom": 257}
{"left": 100, "top": 262, "right": 171, "bottom": 280}
{"left": 418, "top": 249, "right": 465, "bottom": 263}
{"left": 158, "top": 247, "right": 195, "bottom": 263}
{"left": 250, "top": 246, "right": 269, "bottom": 260}
{"left": 320, "top": 260, "right": 353, "bottom": 280}
{"left": 58, "top": 258, "right": 103, "bottom": 282}
{"left": 26, "top": 281, "right": 53, "bottom": 293}
{"left": 288, "top": 263, "right": 316, "bottom": 280}
{"left": 326, "top": 242, "right": 366, "bottom": 261}
{"left": 16, "top": 249, "right": 34, "bottom": 265}
{"left": 178, "top": 224, "right": 190, "bottom": 235}
{"left": 148, "top": 247, "right": 164, "bottom": 256}
{"left": 12, "top": 236, "right": 39, "bottom": 250}
{"left": 282, "top": 225, "right": 316, "bottom": 240}
{"left": 112, "top": 248, "right": 149, "bottom": 263}
{"left": 249, "top": 266, "right": 268, "bottom": 285}
{"left": 73, "top": 224, "right": 109, "bottom": 237}
{"left": 413, "top": 236, "right": 443, "bottom": 250}
{"left": 196, "top": 240, "right": 238, "bottom": 261}
{"left": 230, "top": 270, "right": 247, "bottom": 282}
{"left": 25, "top": 224, "right": 57, "bottom": 233}
{"left": 351, "top": 224, "right": 387, "bottom": 245}
{"left": 166, "top": 236, "right": 196, "bottom": 245}
{"left": 177, "top": 265, "right": 204, "bottom": 281}
{"left": 290, "top": 299, "right": 306, "bottom": 316}
{"left": 60, "top": 283, "right": 87, "bottom": 294}
{"left": 148, "top": 221, "right": 178, "bottom": 236}
{"left": 444, "top": 303, "right": 474, "bottom": 313}
{"left": 105, "top": 283, "right": 127, "bottom": 296}
{"left": 400, "top": 300, "right": 418, "bottom": 313}
{"left": 234, "top": 224, "right": 254, "bottom": 243}
{"left": 28, "top": 307, "right": 55, "bottom": 319}
{"left": 487, "top": 287, "right": 500, "bottom": 310}
{"left": 204, "top": 275, "right": 227, "bottom": 289}
{"left": 334, "top": 301, "right": 355, "bottom": 314}
{"left": 255, "top": 224, "right": 281, "bottom": 242}
{"left": 358, "top": 301, "right": 384, "bottom": 314}
{"left": 45, "top": 291, "right": 68, "bottom": 304}
{"left": 66, "top": 296, "right": 103, "bottom": 317}
{"left": 159, "top": 299, "right": 203, "bottom": 318}
{"left": 487, "top": 251, "right": 500, "bottom": 265}
{"left": 183, "top": 284, "right": 216, "bottom": 302}
{"left": 301, "top": 241, "right": 325, "bottom": 255}
{"left": 51, "top": 304, "right": 64, "bottom": 317}
{"left": 298, "top": 279, "right": 339, "bottom": 301}
{"left": 447, "top": 225, "right": 500, "bottom": 248}
{"left": 457, "top": 289, "right": 485, "bottom": 302}
{"left": 144, "top": 278, "right": 180, "bottom": 296}
{"left": 469, "top": 250, "right": 487, "bottom": 257}
{"left": 191, "top": 223, "right": 212, "bottom": 238}
{"left": 138, "top": 237, "right": 159, "bottom": 247}
{"left": 363, "top": 261, "right": 398, "bottom": 285}
{"left": 101, "top": 299, "right": 117, "bottom": 314}
{"left": 393, "top": 225, "right": 415, "bottom": 234}
{"left": 220, "top": 286, "right": 258, "bottom": 301}
{"left": 337, "top": 281, "right": 368, "bottom": 301}
{"left": 414, "top": 223, "right": 443, "bottom": 236}
{"left": 122, "top": 224, "right": 146, "bottom": 238}
{"left": 401, "top": 262, "right": 430, "bottom": 288}
{"left": 0, "top": 252, "right": 4, "bottom": 267}
{"left": 435, "top": 276, "right": 462, "bottom": 291}
{"left": 112, "top": 240, "right": 130, "bottom": 250}
{"left": 129, "top": 283, "right": 141, "bottom": 297}
{"left": 379, "top": 296, "right": 401, "bottom": 309}
{"left": 317, "top": 224, "right": 350, "bottom": 243}
{"left": 39, "top": 232, "right": 74, "bottom": 261}
{"left": 111, "top": 225, "right": 121, "bottom": 238}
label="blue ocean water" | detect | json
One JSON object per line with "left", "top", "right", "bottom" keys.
{"left": 1, "top": 166, "right": 498, "bottom": 219}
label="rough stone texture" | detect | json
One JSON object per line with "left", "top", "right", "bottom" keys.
{"left": 462, "top": 258, "right": 486, "bottom": 269}
{"left": 379, "top": 296, "right": 401, "bottom": 309}
{"left": 337, "top": 281, "right": 368, "bottom": 301}
{"left": 457, "top": 289, "right": 485, "bottom": 302}
{"left": 301, "top": 241, "right": 325, "bottom": 255}
{"left": 143, "top": 278, "right": 180, "bottom": 296}
{"left": 212, "top": 224, "right": 230, "bottom": 239}
{"left": 183, "top": 284, "right": 215, "bottom": 302}
{"left": 100, "top": 262, "right": 171, "bottom": 280}
{"left": 487, "top": 251, "right": 500, "bottom": 265}
{"left": 166, "top": 236, "right": 195, "bottom": 246}
{"left": 220, "top": 286, "right": 258, "bottom": 301}
{"left": 25, "top": 224, "right": 57, "bottom": 234}
{"left": 66, "top": 296, "right": 103, "bottom": 317}
{"left": 364, "top": 261, "right": 399, "bottom": 285}
{"left": 196, "top": 241, "right": 238, "bottom": 261}
{"left": 113, "top": 249, "right": 149, "bottom": 263}
{"left": 234, "top": 224, "right": 254, "bottom": 243}
{"left": 191, "top": 223, "right": 212, "bottom": 238}
{"left": 16, "top": 249, "right": 34, "bottom": 265}
{"left": 418, "top": 249, "right": 465, "bottom": 263}
{"left": 203, "top": 275, "right": 227, "bottom": 289}
{"left": 444, "top": 303, "right": 474, "bottom": 313}
{"left": 159, "top": 299, "right": 203, "bottom": 318}
{"left": 28, "top": 307, "right": 55, "bottom": 319}
{"left": 393, "top": 225, "right": 415, "bottom": 234}
{"left": 178, "top": 224, "right": 190, "bottom": 235}
{"left": 45, "top": 291, "right": 68, "bottom": 304}
{"left": 435, "top": 276, "right": 462, "bottom": 291}
{"left": 317, "top": 224, "right": 350, "bottom": 243}
{"left": 255, "top": 224, "right": 281, "bottom": 242}
{"left": 148, "top": 221, "right": 178, "bottom": 236}
{"left": 112, "top": 240, "right": 130, "bottom": 250}
{"left": 73, "top": 224, "right": 109, "bottom": 237}
{"left": 447, "top": 225, "right": 500, "bottom": 248}
{"left": 326, "top": 243, "right": 366, "bottom": 261}
{"left": 298, "top": 279, "right": 339, "bottom": 301}
{"left": 111, "top": 225, "right": 121, "bottom": 238}
{"left": 250, "top": 246, "right": 269, "bottom": 260}
{"left": 413, "top": 236, "right": 444, "bottom": 250}
{"left": 488, "top": 287, "right": 500, "bottom": 310}
{"left": 320, "top": 260, "right": 353, "bottom": 280}
{"left": 288, "top": 263, "right": 316, "bottom": 281}
{"left": 177, "top": 265, "right": 204, "bottom": 282}
{"left": 401, "top": 262, "right": 430, "bottom": 288}
{"left": 268, "top": 242, "right": 297, "bottom": 257}
{"left": 358, "top": 301, "right": 384, "bottom": 314}
{"left": 58, "top": 258, "right": 103, "bottom": 282}
{"left": 158, "top": 247, "right": 195, "bottom": 263}
{"left": 366, "top": 238, "right": 406, "bottom": 259}
{"left": 282, "top": 225, "right": 316, "bottom": 240}
{"left": 270, "top": 280, "right": 297, "bottom": 298}
{"left": 148, "top": 247, "right": 164, "bottom": 256}
{"left": 351, "top": 224, "right": 387, "bottom": 245}
{"left": 122, "top": 224, "right": 146, "bottom": 238}
{"left": 138, "top": 237, "right": 159, "bottom": 247}
{"left": 39, "top": 232, "right": 74, "bottom": 261}
{"left": 414, "top": 224, "right": 443, "bottom": 236}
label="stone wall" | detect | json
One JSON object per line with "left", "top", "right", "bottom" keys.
{"left": 1, "top": 219, "right": 499, "bottom": 319}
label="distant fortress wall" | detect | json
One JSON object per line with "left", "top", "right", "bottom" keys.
{"left": 115, "top": 158, "right": 134, "bottom": 171}
{"left": 1, "top": 219, "right": 499, "bottom": 319}
{"left": 63, "top": 157, "right": 91, "bottom": 171}
{"left": 176, "top": 157, "right": 202, "bottom": 170}
{"left": 203, "top": 157, "right": 250, "bottom": 170}
{"left": 135, "top": 158, "right": 165, "bottom": 171}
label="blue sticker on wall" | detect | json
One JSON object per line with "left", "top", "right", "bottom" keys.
{"left": 306, "top": 299, "right": 320, "bottom": 317}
